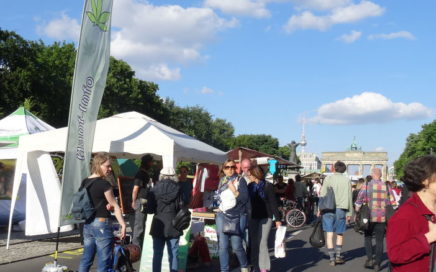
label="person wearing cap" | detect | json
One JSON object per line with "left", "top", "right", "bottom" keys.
{"left": 148, "top": 167, "right": 183, "bottom": 272}
{"left": 131, "top": 154, "right": 153, "bottom": 249}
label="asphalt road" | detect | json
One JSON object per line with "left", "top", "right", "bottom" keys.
{"left": 0, "top": 224, "right": 390, "bottom": 272}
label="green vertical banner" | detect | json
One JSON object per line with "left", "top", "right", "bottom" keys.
{"left": 59, "top": 0, "right": 113, "bottom": 226}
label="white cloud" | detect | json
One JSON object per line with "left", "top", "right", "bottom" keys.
{"left": 368, "top": 31, "right": 415, "bottom": 40}
{"left": 375, "top": 146, "right": 385, "bottom": 152}
{"left": 205, "top": 0, "right": 270, "bottom": 18}
{"left": 135, "top": 64, "right": 181, "bottom": 81}
{"left": 36, "top": 13, "right": 80, "bottom": 41}
{"left": 289, "top": 0, "right": 351, "bottom": 11}
{"left": 200, "top": 87, "right": 215, "bottom": 94}
{"left": 37, "top": 0, "right": 237, "bottom": 81}
{"left": 309, "top": 92, "right": 433, "bottom": 125}
{"left": 284, "top": 1, "right": 384, "bottom": 33}
{"left": 338, "top": 30, "right": 361, "bottom": 43}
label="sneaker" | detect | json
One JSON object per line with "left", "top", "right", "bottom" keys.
{"left": 329, "top": 260, "right": 336, "bottom": 266}
{"left": 335, "top": 256, "right": 345, "bottom": 264}
{"left": 364, "top": 259, "right": 374, "bottom": 269}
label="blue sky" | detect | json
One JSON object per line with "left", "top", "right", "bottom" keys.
{"left": 1, "top": 0, "right": 435, "bottom": 165}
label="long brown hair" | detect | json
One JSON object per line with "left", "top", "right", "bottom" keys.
{"left": 91, "top": 152, "right": 111, "bottom": 177}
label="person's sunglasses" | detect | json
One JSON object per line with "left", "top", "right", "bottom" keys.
{"left": 224, "top": 165, "right": 237, "bottom": 170}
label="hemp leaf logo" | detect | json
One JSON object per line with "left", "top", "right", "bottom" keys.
{"left": 86, "top": 0, "right": 110, "bottom": 32}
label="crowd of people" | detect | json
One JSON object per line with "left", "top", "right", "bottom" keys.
{"left": 76, "top": 153, "right": 436, "bottom": 272}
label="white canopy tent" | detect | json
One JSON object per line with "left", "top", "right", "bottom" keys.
{"left": 0, "top": 107, "right": 55, "bottom": 227}
{"left": 7, "top": 111, "right": 226, "bottom": 247}
{"left": 0, "top": 107, "right": 55, "bottom": 159}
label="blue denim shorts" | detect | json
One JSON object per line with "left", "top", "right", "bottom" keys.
{"left": 322, "top": 208, "right": 347, "bottom": 234}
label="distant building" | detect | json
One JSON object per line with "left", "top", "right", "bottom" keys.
{"left": 298, "top": 152, "right": 321, "bottom": 175}
{"left": 321, "top": 139, "right": 389, "bottom": 181}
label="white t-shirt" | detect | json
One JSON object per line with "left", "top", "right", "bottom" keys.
{"left": 313, "top": 183, "right": 321, "bottom": 197}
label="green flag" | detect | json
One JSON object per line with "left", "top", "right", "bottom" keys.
{"left": 59, "top": 0, "right": 113, "bottom": 226}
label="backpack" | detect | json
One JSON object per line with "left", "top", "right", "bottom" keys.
{"left": 71, "top": 179, "right": 98, "bottom": 222}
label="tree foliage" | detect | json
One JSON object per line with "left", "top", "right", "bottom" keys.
{"left": 394, "top": 120, "right": 436, "bottom": 178}
{"left": 0, "top": 29, "right": 285, "bottom": 154}
{"left": 164, "top": 99, "right": 234, "bottom": 151}
{"left": 229, "top": 134, "right": 280, "bottom": 156}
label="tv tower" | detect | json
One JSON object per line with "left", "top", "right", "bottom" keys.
{"left": 300, "top": 115, "right": 307, "bottom": 153}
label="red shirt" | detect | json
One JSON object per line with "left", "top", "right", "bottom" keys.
{"left": 387, "top": 192, "right": 435, "bottom": 272}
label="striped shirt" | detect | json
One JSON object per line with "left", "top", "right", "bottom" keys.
{"left": 355, "top": 179, "right": 396, "bottom": 223}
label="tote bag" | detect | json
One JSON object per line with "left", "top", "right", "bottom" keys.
{"left": 318, "top": 187, "right": 336, "bottom": 213}
{"left": 309, "top": 218, "right": 325, "bottom": 248}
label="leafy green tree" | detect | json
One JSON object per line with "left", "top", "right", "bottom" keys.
{"left": 0, "top": 29, "right": 39, "bottom": 117}
{"left": 100, "top": 57, "right": 169, "bottom": 122}
{"left": 394, "top": 120, "right": 436, "bottom": 178}
{"left": 229, "top": 134, "right": 280, "bottom": 155}
{"left": 210, "top": 118, "right": 234, "bottom": 151}
{"left": 278, "top": 146, "right": 291, "bottom": 160}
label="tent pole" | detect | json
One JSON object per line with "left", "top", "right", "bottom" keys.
{"left": 53, "top": 226, "right": 61, "bottom": 266}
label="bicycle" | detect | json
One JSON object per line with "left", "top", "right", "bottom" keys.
{"left": 279, "top": 199, "right": 307, "bottom": 228}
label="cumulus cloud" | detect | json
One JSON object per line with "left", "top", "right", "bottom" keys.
{"left": 289, "top": 0, "right": 352, "bottom": 11}
{"left": 338, "top": 30, "right": 361, "bottom": 43}
{"left": 375, "top": 147, "right": 385, "bottom": 152}
{"left": 309, "top": 92, "right": 433, "bottom": 125}
{"left": 205, "top": 0, "right": 270, "bottom": 18}
{"left": 284, "top": 1, "right": 384, "bottom": 33}
{"left": 200, "top": 87, "right": 215, "bottom": 94}
{"left": 368, "top": 31, "right": 415, "bottom": 40}
{"left": 36, "top": 13, "right": 80, "bottom": 41}
{"left": 135, "top": 64, "right": 181, "bottom": 81}
{"left": 37, "top": 0, "right": 237, "bottom": 81}
{"left": 110, "top": 0, "right": 238, "bottom": 81}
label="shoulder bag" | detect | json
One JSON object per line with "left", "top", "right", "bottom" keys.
{"left": 222, "top": 212, "right": 240, "bottom": 235}
{"left": 318, "top": 186, "right": 336, "bottom": 213}
{"left": 355, "top": 183, "right": 370, "bottom": 232}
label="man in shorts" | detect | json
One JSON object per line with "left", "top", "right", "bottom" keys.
{"left": 319, "top": 161, "right": 353, "bottom": 266}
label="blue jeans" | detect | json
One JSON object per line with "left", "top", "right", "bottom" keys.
{"left": 79, "top": 218, "right": 114, "bottom": 272}
{"left": 152, "top": 237, "right": 179, "bottom": 272}
{"left": 216, "top": 212, "right": 248, "bottom": 272}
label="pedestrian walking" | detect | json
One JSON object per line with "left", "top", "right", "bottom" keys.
{"left": 355, "top": 168, "right": 396, "bottom": 271}
{"left": 79, "top": 153, "right": 126, "bottom": 272}
{"left": 247, "top": 166, "right": 282, "bottom": 272}
{"left": 318, "top": 161, "right": 353, "bottom": 266}
{"left": 387, "top": 155, "right": 436, "bottom": 272}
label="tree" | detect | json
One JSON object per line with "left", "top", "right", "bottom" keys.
{"left": 0, "top": 29, "right": 39, "bottom": 117}
{"left": 164, "top": 100, "right": 235, "bottom": 151}
{"left": 100, "top": 57, "right": 169, "bottom": 122}
{"left": 210, "top": 118, "right": 234, "bottom": 151}
{"left": 277, "top": 146, "right": 291, "bottom": 160}
{"left": 229, "top": 134, "right": 280, "bottom": 155}
{"left": 394, "top": 120, "right": 436, "bottom": 178}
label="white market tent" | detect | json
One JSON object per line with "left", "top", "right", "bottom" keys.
{"left": 0, "top": 107, "right": 55, "bottom": 226}
{"left": 0, "top": 107, "right": 55, "bottom": 159}
{"left": 7, "top": 111, "right": 226, "bottom": 246}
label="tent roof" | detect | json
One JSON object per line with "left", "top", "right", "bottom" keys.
{"left": 18, "top": 111, "right": 226, "bottom": 165}
{"left": 0, "top": 107, "right": 54, "bottom": 148}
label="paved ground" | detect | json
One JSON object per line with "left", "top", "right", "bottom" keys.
{"left": 0, "top": 222, "right": 391, "bottom": 272}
